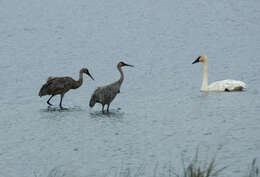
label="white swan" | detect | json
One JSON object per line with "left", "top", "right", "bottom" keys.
{"left": 192, "top": 54, "right": 247, "bottom": 92}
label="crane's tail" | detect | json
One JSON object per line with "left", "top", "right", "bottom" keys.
{"left": 89, "top": 95, "right": 96, "bottom": 107}
{"left": 47, "top": 76, "right": 55, "bottom": 81}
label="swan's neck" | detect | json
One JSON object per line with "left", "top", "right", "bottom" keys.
{"left": 74, "top": 70, "right": 84, "bottom": 89}
{"left": 201, "top": 60, "right": 208, "bottom": 91}
{"left": 117, "top": 65, "right": 124, "bottom": 86}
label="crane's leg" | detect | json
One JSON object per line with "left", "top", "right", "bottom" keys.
{"left": 102, "top": 104, "right": 105, "bottom": 113}
{"left": 59, "top": 94, "right": 65, "bottom": 109}
{"left": 107, "top": 104, "right": 110, "bottom": 113}
{"left": 47, "top": 95, "right": 54, "bottom": 106}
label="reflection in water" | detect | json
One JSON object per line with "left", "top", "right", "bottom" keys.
{"left": 89, "top": 109, "right": 125, "bottom": 119}
{"left": 200, "top": 92, "right": 209, "bottom": 97}
{"left": 39, "top": 106, "right": 84, "bottom": 120}
{"left": 40, "top": 106, "right": 83, "bottom": 112}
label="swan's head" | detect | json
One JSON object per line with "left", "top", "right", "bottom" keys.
{"left": 192, "top": 54, "right": 208, "bottom": 64}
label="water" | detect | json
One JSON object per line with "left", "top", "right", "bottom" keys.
{"left": 0, "top": 0, "right": 260, "bottom": 176}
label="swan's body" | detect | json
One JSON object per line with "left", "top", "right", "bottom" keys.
{"left": 89, "top": 61, "right": 133, "bottom": 113}
{"left": 192, "top": 54, "right": 247, "bottom": 92}
{"left": 207, "top": 80, "right": 246, "bottom": 91}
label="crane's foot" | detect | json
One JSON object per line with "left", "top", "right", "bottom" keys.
{"left": 106, "top": 104, "right": 110, "bottom": 113}
{"left": 60, "top": 108, "right": 68, "bottom": 111}
{"left": 60, "top": 106, "right": 68, "bottom": 110}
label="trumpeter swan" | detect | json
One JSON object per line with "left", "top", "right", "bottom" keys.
{"left": 192, "top": 54, "right": 247, "bottom": 92}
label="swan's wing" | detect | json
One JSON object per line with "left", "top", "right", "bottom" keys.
{"left": 208, "top": 80, "right": 247, "bottom": 91}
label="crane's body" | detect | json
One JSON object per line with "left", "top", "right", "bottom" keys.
{"left": 89, "top": 62, "right": 133, "bottom": 113}
{"left": 39, "top": 68, "right": 94, "bottom": 109}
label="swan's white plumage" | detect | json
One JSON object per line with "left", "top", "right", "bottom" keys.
{"left": 193, "top": 54, "right": 247, "bottom": 92}
{"left": 207, "top": 80, "right": 247, "bottom": 91}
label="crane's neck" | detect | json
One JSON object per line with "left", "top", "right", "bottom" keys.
{"left": 74, "top": 70, "right": 84, "bottom": 89}
{"left": 117, "top": 65, "right": 124, "bottom": 86}
{"left": 201, "top": 60, "right": 208, "bottom": 91}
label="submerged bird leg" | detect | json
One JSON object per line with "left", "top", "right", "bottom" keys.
{"left": 59, "top": 94, "right": 65, "bottom": 109}
{"left": 47, "top": 95, "right": 54, "bottom": 106}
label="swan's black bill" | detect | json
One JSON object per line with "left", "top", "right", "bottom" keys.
{"left": 192, "top": 56, "right": 200, "bottom": 64}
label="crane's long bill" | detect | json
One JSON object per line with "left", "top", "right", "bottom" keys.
{"left": 192, "top": 56, "right": 200, "bottom": 64}
{"left": 124, "top": 63, "right": 134, "bottom": 67}
{"left": 88, "top": 73, "right": 94, "bottom": 80}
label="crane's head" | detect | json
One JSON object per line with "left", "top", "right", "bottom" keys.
{"left": 192, "top": 54, "right": 208, "bottom": 64}
{"left": 118, "top": 61, "right": 134, "bottom": 67}
{"left": 82, "top": 68, "right": 94, "bottom": 80}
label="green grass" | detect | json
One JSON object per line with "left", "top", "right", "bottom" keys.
{"left": 177, "top": 155, "right": 226, "bottom": 177}
{"left": 246, "top": 158, "right": 259, "bottom": 177}
{"left": 36, "top": 155, "right": 259, "bottom": 177}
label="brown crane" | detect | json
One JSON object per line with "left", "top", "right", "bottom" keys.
{"left": 89, "top": 61, "right": 133, "bottom": 113}
{"left": 39, "top": 68, "right": 94, "bottom": 109}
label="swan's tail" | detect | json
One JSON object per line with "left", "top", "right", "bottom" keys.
{"left": 233, "top": 86, "right": 244, "bottom": 91}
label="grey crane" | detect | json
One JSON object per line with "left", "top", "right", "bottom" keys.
{"left": 89, "top": 61, "right": 133, "bottom": 113}
{"left": 39, "top": 68, "right": 94, "bottom": 109}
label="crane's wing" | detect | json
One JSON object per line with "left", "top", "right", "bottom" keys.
{"left": 39, "top": 77, "right": 75, "bottom": 96}
{"left": 90, "top": 84, "right": 120, "bottom": 105}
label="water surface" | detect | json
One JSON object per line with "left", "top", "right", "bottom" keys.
{"left": 0, "top": 0, "right": 260, "bottom": 176}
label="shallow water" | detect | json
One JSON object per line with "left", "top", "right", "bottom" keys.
{"left": 0, "top": 0, "right": 260, "bottom": 177}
